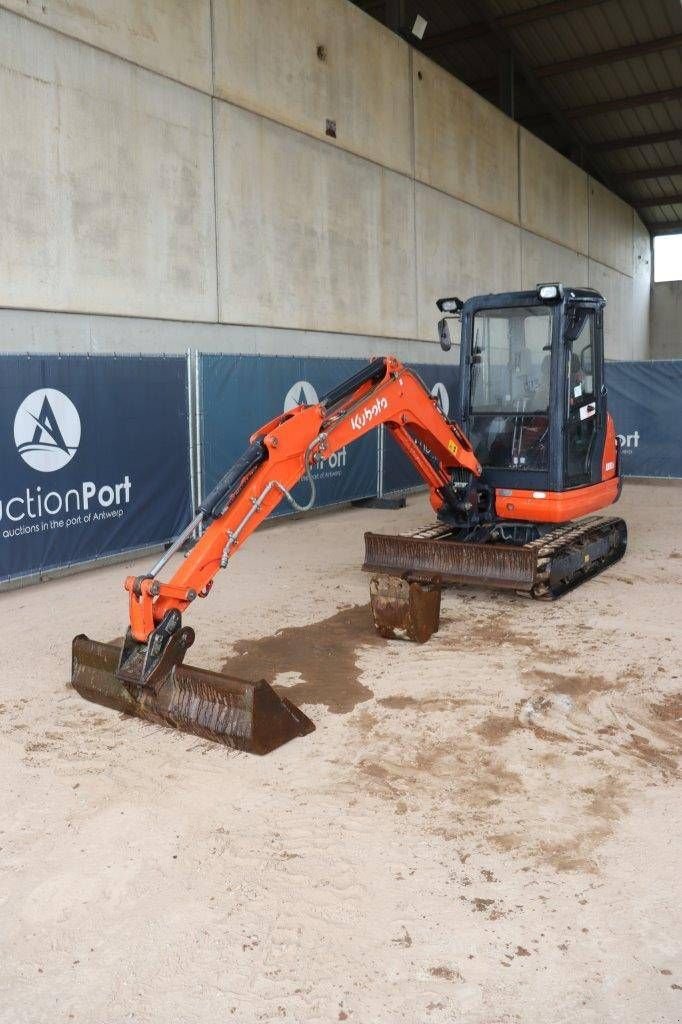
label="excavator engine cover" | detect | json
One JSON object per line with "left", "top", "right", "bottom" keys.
{"left": 71, "top": 634, "right": 314, "bottom": 755}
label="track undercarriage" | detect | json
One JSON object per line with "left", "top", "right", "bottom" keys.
{"left": 364, "top": 515, "right": 627, "bottom": 642}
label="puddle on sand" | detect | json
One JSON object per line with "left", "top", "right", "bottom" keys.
{"left": 220, "top": 604, "right": 381, "bottom": 714}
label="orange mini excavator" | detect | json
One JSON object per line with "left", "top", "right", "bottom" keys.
{"left": 72, "top": 284, "right": 626, "bottom": 753}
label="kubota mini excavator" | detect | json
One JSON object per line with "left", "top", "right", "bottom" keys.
{"left": 72, "top": 283, "right": 626, "bottom": 753}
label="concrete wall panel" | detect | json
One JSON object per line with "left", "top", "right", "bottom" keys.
{"left": 0, "top": 12, "right": 216, "bottom": 321}
{"left": 213, "top": 0, "right": 412, "bottom": 176}
{"left": 416, "top": 184, "right": 521, "bottom": 341}
{"left": 521, "top": 232, "right": 588, "bottom": 291}
{"left": 0, "top": 308, "right": 444, "bottom": 362}
{"left": 589, "top": 179, "right": 634, "bottom": 277}
{"left": 650, "top": 281, "right": 682, "bottom": 360}
{"left": 413, "top": 56, "right": 518, "bottom": 224}
{"left": 588, "top": 260, "right": 634, "bottom": 360}
{"left": 632, "top": 216, "right": 652, "bottom": 359}
{"left": 520, "top": 130, "right": 588, "bottom": 255}
{"left": 214, "top": 102, "right": 417, "bottom": 338}
{"left": 0, "top": 0, "right": 211, "bottom": 92}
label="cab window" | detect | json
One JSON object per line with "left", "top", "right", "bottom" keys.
{"left": 468, "top": 306, "right": 552, "bottom": 471}
{"left": 564, "top": 307, "right": 597, "bottom": 487}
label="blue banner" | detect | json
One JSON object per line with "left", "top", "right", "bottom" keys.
{"left": 382, "top": 362, "right": 460, "bottom": 494}
{"left": 606, "top": 361, "right": 682, "bottom": 478}
{"left": 199, "top": 354, "right": 378, "bottom": 514}
{"left": 0, "top": 355, "right": 191, "bottom": 581}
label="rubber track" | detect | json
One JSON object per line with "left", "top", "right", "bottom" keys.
{"left": 521, "top": 515, "right": 627, "bottom": 600}
{"left": 374, "top": 515, "right": 627, "bottom": 601}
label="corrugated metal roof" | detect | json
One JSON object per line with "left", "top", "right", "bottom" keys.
{"left": 352, "top": 0, "right": 682, "bottom": 232}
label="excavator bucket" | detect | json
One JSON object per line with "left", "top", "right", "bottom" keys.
{"left": 71, "top": 634, "right": 315, "bottom": 755}
{"left": 369, "top": 576, "right": 442, "bottom": 643}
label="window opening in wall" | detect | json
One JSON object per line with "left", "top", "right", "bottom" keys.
{"left": 653, "top": 233, "right": 682, "bottom": 283}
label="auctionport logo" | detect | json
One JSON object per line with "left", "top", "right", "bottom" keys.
{"left": 617, "top": 429, "right": 640, "bottom": 454}
{"left": 284, "top": 380, "right": 318, "bottom": 412}
{"left": 14, "top": 388, "right": 81, "bottom": 472}
{"left": 2, "top": 386, "right": 133, "bottom": 539}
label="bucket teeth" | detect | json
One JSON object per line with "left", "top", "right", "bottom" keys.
{"left": 71, "top": 635, "right": 314, "bottom": 755}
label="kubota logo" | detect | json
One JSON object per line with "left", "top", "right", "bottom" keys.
{"left": 284, "top": 380, "right": 318, "bottom": 412}
{"left": 14, "top": 389, "right": 81, "bottom": 472}
{"left": 350, "top": 396, "right": 388, "bottom": 432}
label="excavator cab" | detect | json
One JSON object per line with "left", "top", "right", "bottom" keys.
{"left": 456, "top": 284, "right": 608, "bottom": 495}
{"left": 365, "top": 284, "right": 626, "bottom": 630}
{"left": 436, "top": 283, "right": 620, "bottom": 527}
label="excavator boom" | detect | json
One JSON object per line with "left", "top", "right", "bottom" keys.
{"left": 72, "top": 356, "right": 481, "bottom": 753}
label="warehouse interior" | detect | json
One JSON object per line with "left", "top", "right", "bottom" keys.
{"left": 0, "top": 2, "right": 680, "bottom": 1022}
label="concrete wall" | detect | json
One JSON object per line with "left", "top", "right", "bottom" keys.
{"left": 0, "top": 0, "right": 212, "bottom": 91}
{"left": 520, "top": 130, "right": 588, "bottom": 255}
{"left": 589, "top": 179, "right": 634, "bottom": 277}
{"left": 213, "top": 0, "right": 413, "bottom": 176}
{"left": 632, "top": 216, "right": 653, "bottom": 358}
{"left": 0, "top": 0, "right": 651, "bottom": 360}
{"left": 413, "top": 58, "right": 518, "bottom": 224}
{"left": 214, "top": 102, "right": 417, "bottom": 337}
{"left": 651, "top": 281, "right": 682, "bottom": 359}
{"left": 416, "top": 186, "right": 521, "bottom": 338}
{"left": 0, "top": 8, "right": 215, "bottom": 321}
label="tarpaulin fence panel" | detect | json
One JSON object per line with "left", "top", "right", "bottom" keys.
{"left": 606, "top": 360, "right": 682, "bottom": 478}
{"left": 0, "top": 355, "right": 192, "bottom": 582}
{"left": 3, "top": 351, "right": 677, "bottom": 588}
{"left": 381, "top": 362, "right": 460, "bottom": 494}
{"left": 383, "top": 360, "right": 682, "bottom": 489}
{"left": 199, "top": 354, "right": 378, "bottom": 515}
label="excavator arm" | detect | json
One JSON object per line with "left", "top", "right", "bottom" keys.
{"left": 71, "top": 355, "right": 482, "bottom": 754}
{"left": 127, "top": 356, "right": 481, "bottom": 643}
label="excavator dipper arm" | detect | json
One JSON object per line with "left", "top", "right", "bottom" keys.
{"left": 127, "top": 356, "right": 481, "bottom": 642}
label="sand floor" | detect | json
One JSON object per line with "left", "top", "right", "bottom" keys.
{"left": 0, "top": 482, "right": 680, "bottom": 1023}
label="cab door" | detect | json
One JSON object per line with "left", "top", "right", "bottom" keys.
{"left": 563, "top": 305, "right": 604, "bottom": 487}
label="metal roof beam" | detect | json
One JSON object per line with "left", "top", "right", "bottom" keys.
{"left": 472, "top": 34, "right": 682, "bottom": 91}
{"left": 419, "top": 21, "right": 489, "bottom": 51}
{"left": 462, "top": 2, "right": 602, "bottom": 161}
{"left": 613, "top": 164, "right": 682, "bottom": 182}
{"left": 463, "top": 0, "right": 627, "bottom": 196}
{"left": 647, "top": 221, "right": 682, "bottom": 235}
{"left": 589, "top": 129, "right": 682, "bottom": 152}
{"left": 419, "top": 0, "right": 608, "bottom": 52}
{"left": 633, "top": 194, "right": 682, "bottom": 209}
{"left": 535, "top": 32, "right": 682, "bottom": 78}
{"left": 497, "top": 0, "right": 610, "bottom": 29}
{"left": 564, "top": 86, "right": 682, "bottom": 118}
